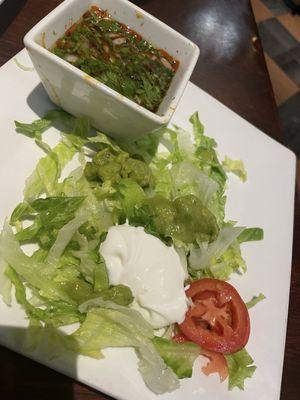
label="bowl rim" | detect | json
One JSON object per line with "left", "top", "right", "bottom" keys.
{"left": 24, "top": 0, "right": 200, "bottom": 123}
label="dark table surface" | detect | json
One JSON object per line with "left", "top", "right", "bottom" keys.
{"left": 0, "top": 1, "right": 299, "bottom": 399}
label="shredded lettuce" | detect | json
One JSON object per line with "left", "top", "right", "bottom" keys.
{"left": 13, "top": 196, "right": 86, "bottom": 246}
{"left": 73, "top": 239, "right": 109, "bottom": 291}
{"left": 0, "top": 256, "right": 12, "bottom": 306}
{"left": 1, "top": 222, "right": 99, "bottom": 308}
{"left": 0, "top": 110, "right": 264, "bottom": 394}
{"left": 238, "top": 227, "right": 264, "bottom": 243}
{"left": 24, "top": 141, "right": 76, "bottom": 201}
{"left": 152, "top": 337, "right": 199, "bottom": 378}
{"left": 0, "top": 222, "right": 60, "bottom": 295}
{"left": 225, "top": 349, "right": 256, "bottom": 390}
{"left": 208, "top": 241, "right": 247, "bottom": 280}
{"left": 15, "top": 119, "right": 52, "bottom": 140}
{"left": 189, "top": 227, "right": 245, "bottom": 270}
{"left": 246, "top": 293, "right": 266, "bottom": 309}
{"left": 190, "top": 112, "right": 227, "bottom": 190}
{"left": 72, "top": 299, "right": 179, "bottom": 394}
{"left": 137, "top": 112, "right": 228, "bottom": 230}
{"left": 46, "top": 211, "right": 90, "bottom": 265}
{"left": 170, "top": 161, "right": 219, "bottom": 205}
{"left": 222, "top": 156, "right": 247, "bottom": 182}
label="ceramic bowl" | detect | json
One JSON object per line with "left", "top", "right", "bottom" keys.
{"left": 24, "top": 0, "right": 199, "bottom": 139}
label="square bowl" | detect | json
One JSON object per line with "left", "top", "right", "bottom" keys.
{"left": 24, "top": 0, "right": 199, "bottom": 140}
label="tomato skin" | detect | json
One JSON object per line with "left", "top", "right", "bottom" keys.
{"left": 172, "top": 333, "right": 188, "bottom": 344}
{"left": 201, "top": 349, "right": 228, "bottom": 382}
{"left": 179, "top": 278, "right": 250, "bottom": 354}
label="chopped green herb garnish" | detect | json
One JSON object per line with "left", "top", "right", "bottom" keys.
{"left": 51, "top": 6, "right": 179, "bottom": 112}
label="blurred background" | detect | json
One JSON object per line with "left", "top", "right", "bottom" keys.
{"left": 251, "top": 0, "right": 300, "bottom": 158}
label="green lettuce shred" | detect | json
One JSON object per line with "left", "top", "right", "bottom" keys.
{"left": 152, "top": 337, "right": 199, "bottom": 378}
{"left": 246, "top": 293, "right": 266, "bottom": 309}
{"left": 222, "top": 156, "right": 247, "bottom": 182}
{"left": 238, "top": 227, "right": 264, "bottom": 243}
{"left": 73, "top": 299, "right": 179, "bottom": 394}
{"left": 225, "top": 348, "right": 257, "bottom": 390}
{"left": 15, "top": 119, "right": 52, "bottom": 139}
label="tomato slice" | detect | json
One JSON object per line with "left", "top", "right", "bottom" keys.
{"left": 179, "top": 278, "right": 250, "bottom": 354}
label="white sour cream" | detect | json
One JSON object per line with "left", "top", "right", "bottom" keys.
{"left": 100, "top": 225, "right": 188, "bottom": 328}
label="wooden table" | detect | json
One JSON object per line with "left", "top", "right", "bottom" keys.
{"left": 0, "top": 1, "right": 299, "bottom": 399}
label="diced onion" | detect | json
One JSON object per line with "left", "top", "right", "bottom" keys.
{"left": 112, "top": 37, "right": 126, "bottom": 46}
{"left": 161, "top": 57, "right": 173, "bottom": 71}
{"left": 108, "top": 33, "right": 120, "bottom": 38}
{"left": 65, "top": 54, "right": 79, "bottom": 63}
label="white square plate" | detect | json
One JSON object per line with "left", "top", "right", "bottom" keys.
{"left": 0, "top": 49, "right": 296, "bottom": 400}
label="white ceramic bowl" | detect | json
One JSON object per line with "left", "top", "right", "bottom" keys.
{"left": 24, "top": 0, "right": 199, "bottom": 140}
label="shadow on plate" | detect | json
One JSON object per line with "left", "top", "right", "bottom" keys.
{"left": 0, "top": 326, "right": 113, "bottom": 400}
{"left": 0, "top": 0, "right": 27, "bottom": 36}
{"left": 26, "top": 82, "right": 55, "bottom": 118}
{"left": 26, "top": 83, "right": 97, "bottom": 140}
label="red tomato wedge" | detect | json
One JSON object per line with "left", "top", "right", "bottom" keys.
{"left": 179, "top": 278, "right": 250, "bottom": 354}
{"left": 201, "top": 349, "right": 228, "bottom": 382}
{"left": 172, "top": 332, "right": 228, "bottom": 381}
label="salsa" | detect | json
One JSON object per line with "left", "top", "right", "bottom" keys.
{"left": 52, "top": 6, "right": 179, "bottom": 113}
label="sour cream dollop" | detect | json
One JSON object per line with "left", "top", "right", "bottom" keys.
{"left": 100, "top": 225, "right": 188, "bottom": 328}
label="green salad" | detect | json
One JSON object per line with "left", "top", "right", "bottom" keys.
{"left": 0, "top": 111, "right": 264, "bottom": 394}
{"left": 52, "top": 6, "right": 178, "bottom": 113}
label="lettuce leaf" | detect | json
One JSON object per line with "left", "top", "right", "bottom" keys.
{"left": 69, "top": 299, "right": 180, "bottom": 394}
{"left": 73, "top": 241, "right": 109, "bottom": 291}
{"left": 122, "top": 131, "right": 160, "bottom": 161}
{"left": 5, "top": 265, "right": 82, "bottom": 326}
{"left": 13, "top": 196, "right": 86, "bottom": 246}
{"left": 10, "top": 201, "right": 34, "bottom": 226}
{"left": 15, "top": 109, "right": 78, "bottom": 143}
{"left": 116, "top": 178, "right": 146, "bottom": 219}
{"left": 189, "top": 226, "right": 245, "bottom": 270}
{"left": 0, "top": 256, "right": 12, "bottom": 306}
{"left": 46, "top": 211, "right": 90, "bottom": 265}
{"left": 225, "top": 349, "right": 256, "bottom": 390}
{"left": 0, "top": 222, "right": 95, "bottom": 306}
{"left": 238, "top": 228, "right": 264, "bottom": 243}
{"left": 246, "top": 293, "right": 266, "bottom": 309}
{"left": 223, "top": 156, "right": 247, "bottom": 182}
{"left": 152, "top": 337, "right": 199, "bottom": 378}
{"left": 15, "top": 119, "right": 52, "bottom": 140}
{"left": 208, "top": 242, "right": 247, "bottom": 280}
{"left": 189, "top": 111, "right": 205, "bottom": 147}
{"left": 24, "top": 141, "right": 76, "bottom": 201}
{"left": 170, "top": 161, "right": 218, "bottom": 205}
{"left": 55, "top": 163, "right": 115, "bottom": 237}
{"left": 190, "top": 112, "right": 227, "bottom": 191}
{"left": 89, "top": 131, "right": 124, "bottom": 153}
